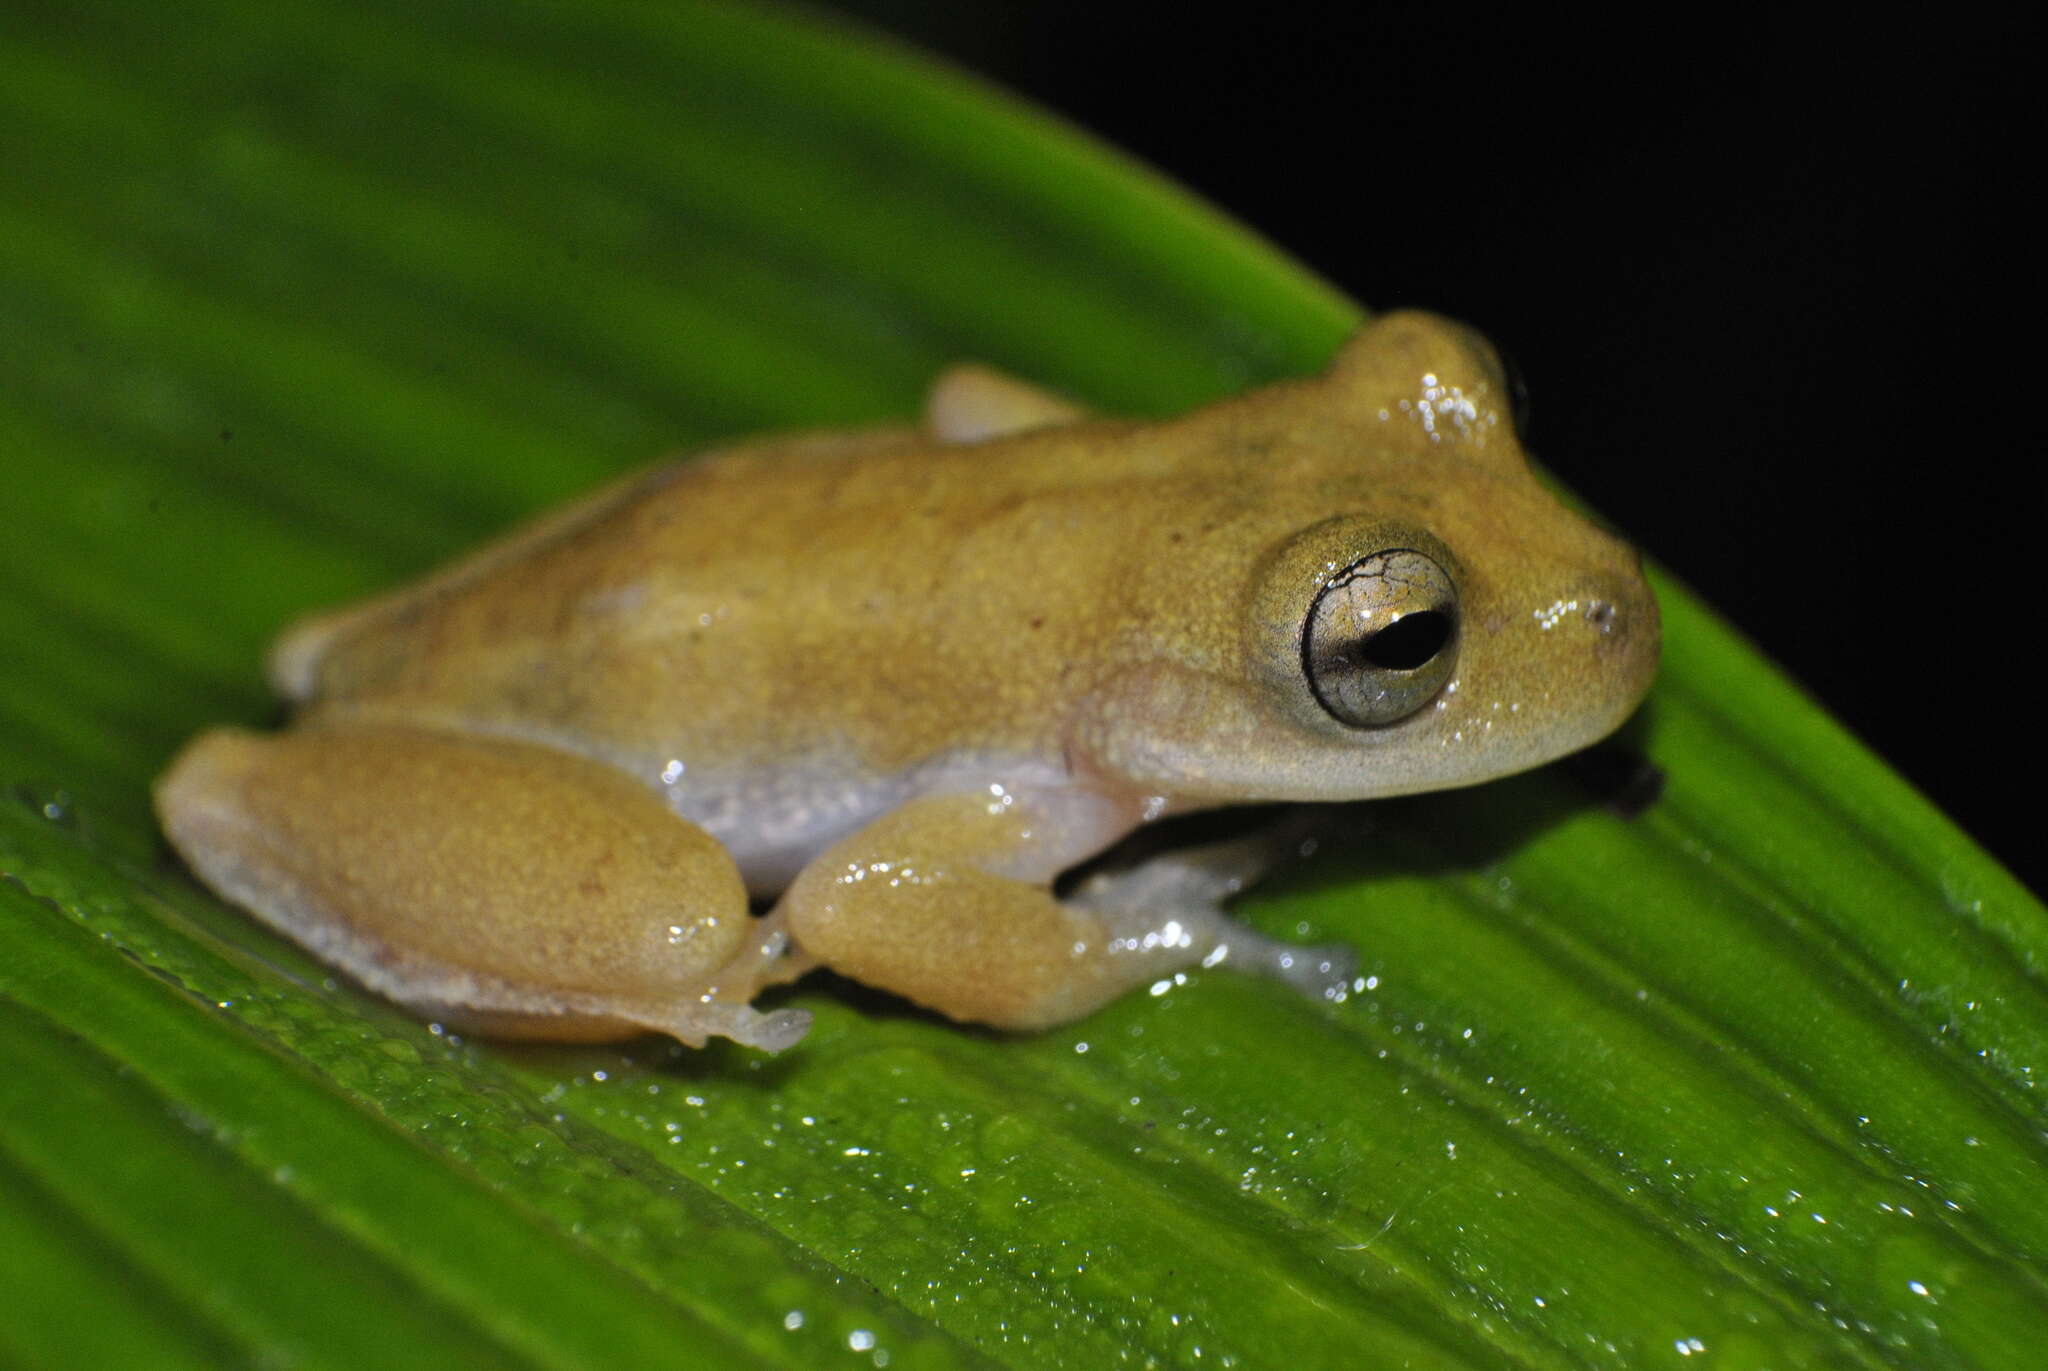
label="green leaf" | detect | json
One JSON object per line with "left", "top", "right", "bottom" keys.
{"left": 0, "top": 2, "right": 2041, "bottom": 1368}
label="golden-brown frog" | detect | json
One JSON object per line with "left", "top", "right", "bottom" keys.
{"left": 157, "top": 313, "right": 1658, "bottom": 1051}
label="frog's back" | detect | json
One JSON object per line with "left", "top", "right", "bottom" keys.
{"left": 269, "top": 416, "right": 1208, "bottom": 776}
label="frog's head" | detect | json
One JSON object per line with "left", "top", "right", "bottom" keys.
{"left": 1081, "top": 312, "right": 1659, "bottom": 804}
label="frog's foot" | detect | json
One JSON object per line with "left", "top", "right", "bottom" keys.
{"left": 418, "top": 996, "right": 813, "bottom": 1053}
{"left": 1069, "top": 821, "right": 1355, "bottom": 1004}
{"left": 775, "top": 793, "right": 1354, "bottom": 1031}
{"left": 665, "top": 1002, "right": 813, "bottom": 1053}
{"left": 546, "top": 995, "right": 813, "bottom": 1053}
{"left": 642, "top": 909, "right": 816, "bottom": 1051}
{"left": 156, "top": 723, "right": 808, "bottom": 1052}
{"left": 923, "top": 363, "right": 1086, "bottom": 443}
{"left": 513, "top": 914, "right": 816, "bottom": 1050}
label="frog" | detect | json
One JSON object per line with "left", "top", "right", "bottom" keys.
{"left": 155, "top": 312, "right": 1659, "bottom": 1053}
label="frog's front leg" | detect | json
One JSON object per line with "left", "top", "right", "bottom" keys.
{"left": 155, "top": 723, "right": 810, "bottom": 1051}
{"left": 774, "top": 791, "right": 1351, "bottom": 1030}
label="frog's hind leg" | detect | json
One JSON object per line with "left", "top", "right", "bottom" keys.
{"left": 774, "top": 793, "right": 1351, "bottom": 1031}
{"left": 154, "top": 723, "right": 810, "bottom": 1051}
{"left": 922, "top": 365, "right": 1087, "bottom": 443}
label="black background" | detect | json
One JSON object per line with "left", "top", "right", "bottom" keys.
{"left": 822, "top": 4, "right": 2039, "bottom": 896}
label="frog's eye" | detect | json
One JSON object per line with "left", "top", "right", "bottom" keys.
{"left": 1303, "top": 550, "right": 1460, "bottom": 727}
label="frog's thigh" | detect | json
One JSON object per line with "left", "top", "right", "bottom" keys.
{"left": 776, "top": 793, "right": 1326, "bottom": 1031}
{"left": 155, "top": 724, "right": 808, "bottom": 1050}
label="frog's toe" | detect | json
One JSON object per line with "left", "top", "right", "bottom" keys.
{"left": 639, "top": 1002, "right": 813, "bottom": 1053}
{"left": 1068, "top": 816, "right": 1356, "bottom": 1007}
{"left": 1071, "top": 835, "right": 1256, "bottom": 911}
{"left": 741, "top": 1006, "right": 814, "bottom": 1053}
{"left": 1220, "top": 936, "right": 1357, "bottom": 1004}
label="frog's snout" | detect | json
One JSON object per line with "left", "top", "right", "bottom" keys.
{"left": 1571, "top": 568, "right": 1662, "bottom": 699}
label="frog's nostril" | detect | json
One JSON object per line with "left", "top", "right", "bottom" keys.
{"left": 1584, "top": 600, "right": 1617, "bottom": 635}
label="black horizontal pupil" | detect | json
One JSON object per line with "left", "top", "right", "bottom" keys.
{"left": 1358, "top": 611, "right": 1449, "bottom": 671}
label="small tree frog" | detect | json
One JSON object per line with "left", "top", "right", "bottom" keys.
{"left": 157, "top": 313, "right": 1658, "bottom": 1051}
